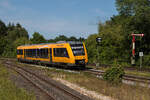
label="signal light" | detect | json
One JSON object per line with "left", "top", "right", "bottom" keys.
{"left": 96, "top": 37, "right": 102, "bottom": 43}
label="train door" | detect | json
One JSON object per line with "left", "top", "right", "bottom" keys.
{"left": 24, "top": 49, "right": 26, "bottom": 59}
{"left": 53, "top": 48, "right": 70, "bottom": 63}
{"left": 23, "top": 49, "right": 25, "bottom": 59}
{"left": 49, "top": 48, "right": 52, "bottom": 63}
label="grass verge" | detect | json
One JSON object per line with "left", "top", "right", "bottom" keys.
{"left": 0, "top": 61, "right": 35, "bottom": 100}
{"left": 125, "top": 70, "right": 150, "bottom": 77}
{"left": 44, "top": 67, "right": 150, "bottom": 100}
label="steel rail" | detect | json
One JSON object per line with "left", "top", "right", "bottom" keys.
{"left": 87, "top": 69, "right": 150, "bottom": 84}
{"left": 5, "top": 61, "right": 83, "bottom": 100}
{"left": 17, "top": 61, "right": 150, "bottom": 84}
{"left": 5, "top": 62, "right": 55, "bottom": 100}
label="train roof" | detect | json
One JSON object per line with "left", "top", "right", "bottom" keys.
{"left": 17, "top": 41, "right": 83, "bottom": 48}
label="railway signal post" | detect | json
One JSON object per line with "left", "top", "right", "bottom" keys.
{"left": 131, "top": 33, "right": 144, "bottom": 65}
{"left": 96, "top": 37, "right": 102, "bottom": 67}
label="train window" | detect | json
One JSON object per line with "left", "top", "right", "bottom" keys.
{"left": 17, "top": 49, "right": 23, "bottom": 55}
{"left": 33, "top": 49, "right": 36, "bottom": 57}
{"left": 29, "top": 49, "right": 32, "bottom": 57}
{"left": 25, "top": 49, "right": 29, "bottom": 57}
{"left": 70, "top": 43, "right": 85, "bottom": 56}
{"left": 54, "top": 48, "right": 69, "bottom": 57}
{"left": 37, "top": 48, "right": 48, "bottom": 58}
{"left": 37, "top": 49, "right": 40, "bottom": 57}
{"left": 25, "top": 49, "right": 35, "bottom": 57}
{"left": 17, "top": 50, "right": 19, "bottom": 55}
{"left": 24, "top": 48, "right": 48, "bottom": 58}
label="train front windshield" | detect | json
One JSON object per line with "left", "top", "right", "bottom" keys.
{"left": 70, "top": 43, "right": 85, "bottom": 56}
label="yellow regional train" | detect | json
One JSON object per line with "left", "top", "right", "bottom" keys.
{"left": 17, "top": 41, "right": 88, "bottom": 67}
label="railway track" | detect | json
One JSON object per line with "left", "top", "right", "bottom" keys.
{"left": 2, "top": 58, "right": 150, "bottom": 89}
{"left": 86, "top": 69, "right": 150, "bottom": 85}
{"left": 22, "top": 61, "right": 150, "bottom": 86}
{"left": 5, "top": 61, "right": 55, "bottom": 100}
{"left": 88, "top": 64, "right": 150, "bottom": 72}
{"left": 15, "top": 60, "right": 150, "bottom": 85}
{"left": 4, "top": 60, "right": 92, "bottom": 100}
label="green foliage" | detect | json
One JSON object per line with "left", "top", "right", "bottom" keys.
{"left": 30, "top": 32, "right": 46, "bottom": 44}
{"left": 53, "top": 35, "right": 82, "bottom": 41}
{"left": 47, "top": 35, "right": 84, "bottom": 43}
{"left": 1, "top": 22, "right": 30, "bottom": 57}
{"left": 85, "top": 0, "right": 150, "bottom": 66}
{"left": 7, "top": 23, "right": 29, "bottom": 42}
{"left": 116, "top": 0, "right": 150, "bottom": 16}
{"left": 2, "top": 44, "right": 16, "bottom": 57}
{"left": 55, "top": 35, "right": 68, "bottom": 41}
{"left": 85, "top": 34, "right": 97, "bottom": 63}
{"left": 0, "top": 37, "right": 7, "bottom": 55}
{"left": 14, "top": 37, "right": 32, "bottom": 47}
{"left": 68, "top": 36, "right": 78, "bottom": 41}
{"left": 0, "top": 20, "right": 7, "bottom": 36}
{"left": 103, "top": 62, "right": 125, "bottom": 84}
{"left": 140, "top": 54, "right": 150, "bottom": 66}
{"left": 98, "top": 21, "right": 127, "bottom": 64}
{"left": 116, "top": 0, "right": 150, "bottom": 54}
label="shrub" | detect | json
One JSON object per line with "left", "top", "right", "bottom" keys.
{"left": 103, "top": 62, "right": 125, "bottom": 84}
{"left": 142, "top": 54, "right": 150, "bottom": 66}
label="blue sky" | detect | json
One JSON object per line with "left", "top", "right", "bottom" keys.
{"left": 0, "top": 0, "right": 118, "bottom": 39}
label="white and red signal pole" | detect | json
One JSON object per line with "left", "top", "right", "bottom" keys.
{"left": 131, "top": 33, "right": 144, "bottom": 65}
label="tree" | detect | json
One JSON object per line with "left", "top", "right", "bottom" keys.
{"left": 30, "top": 32, "right": 46, "bottom": 44}
{"left": 68, "top": 36, "right": 77, "bottom": 41}
{"left": 0, "top": 20, "right": 7, "bottom": 36}
{"left": 14, "top": 37, "right": 32, "bottom": 47}
{"left": 78, "top": 37, "right": 85, "bottom": 41}
{"left": 116, "top": 0, "right": 150, "bottom": 54}
{"left": 0, "top": 37, "right": 7, "bottom": 55}
{"left": 55, "top": 35, "right": 68, "bottom": 41}
{"left": 7, "top": 22, "right": 15, "bottom": 31}
{"left": 0, "top": 22, "right": 30, "bottom": 57}
{"left": 85, "top": 34, "right": 98, "bottom": 63}
{"left": 98, "top": 21, "right": 130, "bottom": 64}
{"left": 7, "top": 23, "right": 29, "bottom": 42}
{"left": 47, "top": 39, "right": 56, "bottom": 43}
{"left": 116, "top": 0, "right": 150, "bottom": 16}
